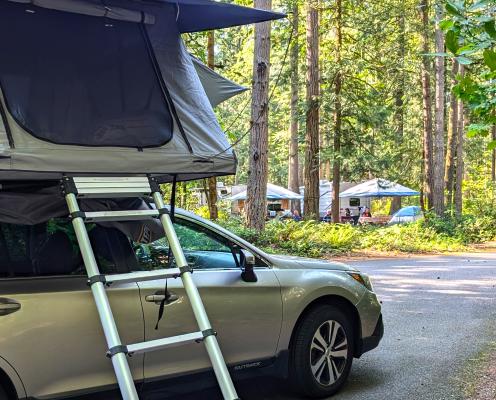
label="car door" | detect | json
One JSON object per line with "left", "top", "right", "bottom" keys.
{"left": 135, "top": 217, "right": 283, "bottom": 381}
{"left": 0, "top": 221, "right": 144, "bottom": 399}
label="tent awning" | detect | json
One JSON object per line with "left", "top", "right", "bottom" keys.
{"left": 339, "top": 178, "right": 420, "bottom": 198}
{"left": 163, "top": 0, "right": 286, "bottom": 33}
{"left": 8, "top": 0, "right": 286, "bottom": 33}
{"left": 228, "top": 183, "right": 303, "bottom": 201}
{"left": 191, "top": 56, "right": 248, "bottom": 107}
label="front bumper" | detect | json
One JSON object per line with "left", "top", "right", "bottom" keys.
{"left": 360, "top": 313, "right": 384, "bottom": 354}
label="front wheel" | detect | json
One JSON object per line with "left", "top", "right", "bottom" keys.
{"left": 289, "top": 304, "right": 354, "bottom": 398}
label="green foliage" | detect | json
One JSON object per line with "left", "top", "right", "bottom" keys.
{"left": 219, "top": 216, "right": 496, "bottom": 257}
{"left": 443, "top": 0, "right": 496, "bottom": 143}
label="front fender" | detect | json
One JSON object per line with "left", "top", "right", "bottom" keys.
{"left": 274, "top": 269, "right": 366, "bottom": 353}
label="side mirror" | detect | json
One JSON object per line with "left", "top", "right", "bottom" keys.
{"left": 240, "top": 249, "right": 258, "bottom": 283}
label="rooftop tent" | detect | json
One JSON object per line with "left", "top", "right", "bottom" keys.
{"left": 0, "top": 0, "right": 285, "bottom": 183}
{"left": 339, "top": 178, "right": 420, "bottom": 198}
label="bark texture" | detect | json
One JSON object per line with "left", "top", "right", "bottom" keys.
{"left": 303, "top": 1, "right": 320, "bottom": 220}
{"left": 331, "top": 0, "right": 343, "bottom": 223}
{"left": 246, "top": 0, "right": 272, "bottom": 230}
{"left": 454, "top": 65, "right": 465, "bottom": 215}
{"left": 420, "top": 0, "right": 434, "bottom": 210}
{"left": 206, "top": 30, "right": 219, "bottom": 220}
{"left": 432, "top": 1, "right": 445, "bottom": 215}
{"left": 288, "top": 2, "right": 300, "bottom": 211}
{"left": 445, "top": 60, "right": 459, "bottom": 209}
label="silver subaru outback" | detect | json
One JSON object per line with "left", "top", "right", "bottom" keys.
{"left": 0, "top": 209, "right": 382, "bottom": 399}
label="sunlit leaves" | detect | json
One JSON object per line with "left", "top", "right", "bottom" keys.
{"left": 483, "top": 49, "right": 496, "bottom": 70}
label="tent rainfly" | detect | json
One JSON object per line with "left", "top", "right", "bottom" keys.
{"left": 228, "top": 183, "right": 303, "bottom": 201}
{"left": 0, "top": 0, "right": 284, "bottom": 183}
{"left": 339, "top": 178, "right": 420, "bottom": 198}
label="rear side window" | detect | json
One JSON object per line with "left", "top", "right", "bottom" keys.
{"left": 0, "top": 2, "right": 173, "bottom": 148}
{"left": 0, "top": 220, "right": 138, "bottom": 278}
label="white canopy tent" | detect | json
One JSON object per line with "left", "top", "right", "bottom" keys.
{"left": 339, "top": 178, "right": 420, "bottom": 198}
{"left": 228, "top": 183, "right": 303, "bottom": 201}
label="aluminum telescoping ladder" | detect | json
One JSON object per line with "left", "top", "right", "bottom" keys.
{"left": 61, "top": 176, "right": 239, "bottom": 400}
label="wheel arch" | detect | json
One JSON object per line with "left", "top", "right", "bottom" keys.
{"left": 288, "top": 295, "right": 363, "bottom": 358}
{"left": 0, "top": 356, "right": 26, "bottom": 399}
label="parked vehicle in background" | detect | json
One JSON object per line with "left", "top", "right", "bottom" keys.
{"left": 0, "top": 209, "right": 383, "bottom": 400}
{"left": 388, "top": 206, "right": 423, "bottom": 225}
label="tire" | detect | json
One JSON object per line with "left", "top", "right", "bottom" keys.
{"left": 289, "top": 304, "right": 354, "bottom": 398}
{"left": 0, "top": 385, "right": 9, "bottom": 400}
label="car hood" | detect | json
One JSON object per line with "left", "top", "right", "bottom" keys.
{"left": 268, "top": 254, "right": 356, "bottom": 272}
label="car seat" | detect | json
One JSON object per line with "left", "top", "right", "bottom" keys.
{"left": 34, "top": 230, "right": 76, "bottom": 276}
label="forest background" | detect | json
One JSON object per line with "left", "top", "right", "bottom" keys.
{"left": 173, "top": 0, "right": 496, "bottom": 257}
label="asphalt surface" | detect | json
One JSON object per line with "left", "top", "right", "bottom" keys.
{"left": 82, "top": 253, "right": 496, "bottom": 400}
{"left": 159, "top": 253, "right": 496, "bottom": 400}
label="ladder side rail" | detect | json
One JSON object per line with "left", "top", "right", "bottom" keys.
{"left": 66, "top": 193, "right": 139, "bottom": 400}
{"left": 152, "top": 191, "right": 239, "bottom": 400}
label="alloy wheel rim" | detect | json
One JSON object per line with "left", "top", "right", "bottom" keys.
{"left": 309, "top": 320, "right": 348, "bottom": 386}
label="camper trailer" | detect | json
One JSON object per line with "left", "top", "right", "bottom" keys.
{"left": 300, "top": 180, "right": 372, "bottom": 219}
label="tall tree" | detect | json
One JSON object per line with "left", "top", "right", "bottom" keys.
{"left": 390, "top": 6, "right": 406, "bottom": 215}
{"left": 288, "top": 1, "right": 300, "bottom": 211}
{"left": 246, "top": 0, "right": 272, "bottom": 230}
{"left": 419, "top": 0, "right": 434, "bottom": 210}
{"left": 331, "top": 0, "right": 343, "bottom": 223}
{"left": 445, "top": 60, "right": 459, "bottom": 209}
{"left": 454, "top": 65, "right": 465, "bottom": 215}
{"left": 206, "top": 31, "right": 219, "bottom": 220}
{"left": 432, "top": 1, "right": 445, "bottom": 215}
{"left": 303, "top": 0, "right": 320, "bottom": 220}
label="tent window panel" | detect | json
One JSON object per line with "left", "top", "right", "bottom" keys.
{"left": 0, "top": 2, "right": 173, "bottom": 148}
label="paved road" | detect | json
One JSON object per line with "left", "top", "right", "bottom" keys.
{"left": 159, "top": 253, "right": 496, "bottom": 400}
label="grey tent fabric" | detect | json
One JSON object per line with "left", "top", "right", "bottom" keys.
{"left": 8, "top": 0, "right": 155, "bottom": 24}
{"left": 0, "top": 2, "right": 173, "bottom": 148}
{"left": 7, "top": 0, "right": 285, "bottom": 33}
{"left": 0, "top": 182, "right": 163, "bottom": 240}
{"left": 191, "top": 57, "right": 248, "bottom": 107}
{"left": 0, "top": 1, "right": 238, "bottom": 182}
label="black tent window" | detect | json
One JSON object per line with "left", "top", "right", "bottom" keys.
{"left": 0, "top": 2, "right": 173, "bottom": 148}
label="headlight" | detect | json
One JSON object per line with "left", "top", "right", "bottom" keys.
{"left": 347, "top": 272, "right": 373, "bottom": 291}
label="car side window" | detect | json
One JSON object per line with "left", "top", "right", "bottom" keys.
{"left": 0, "top": 220, "right": 135, "bottom": 278}
{"left": 134, "top": 219, "right": 240, "bottom": 271}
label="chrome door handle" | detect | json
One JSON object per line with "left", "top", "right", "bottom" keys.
{"left": 145, "top": 291, "right": 179, "bottom": 305}
{"left": 0, "top": 298, "right": 21, "bottom": 316}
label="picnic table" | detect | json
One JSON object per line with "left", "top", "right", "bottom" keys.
{"left": 358, "top": 216, "right": 391, "bottom": 225}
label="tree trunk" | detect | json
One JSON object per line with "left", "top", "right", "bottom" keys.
{"left": 288, "top": 1, "right": 300, "bottom": 212}
{"left": 419, "top": 0, "right": 434, "bottom": 210}
{"left": 204, "top": 31, "right": 219, "bottom": 220}
{"left": 331, "top": 0, "right": 343, "bottom": 223}
{"left": 432, "top": 1, "right": 445, "bottom": 216}
{"left": 445, "top": 60, "right": 459, "bottom": 209}
{"left": 454, "top": 65, "right": 465, "bottom": 215}
{"left": 391, "top": 9, "right": 405, "bottom": 216}
{"left": 303, "top": 1, "right": 320, "bottom": 221}
{"left": 246, "top": 0, "right": 272, "bottom": 230}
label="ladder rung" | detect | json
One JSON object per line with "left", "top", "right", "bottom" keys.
{"left": 105, "top": 268, "right": 181, "bottom": 285}
{"left": 72, "top": 177, "right": 153, "bottom": 198}
{"left": 83, "top": 210, "right": 159, "bottom": 222}
{"left": 127, "top": 331, "right": 204, "bottom": 355}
